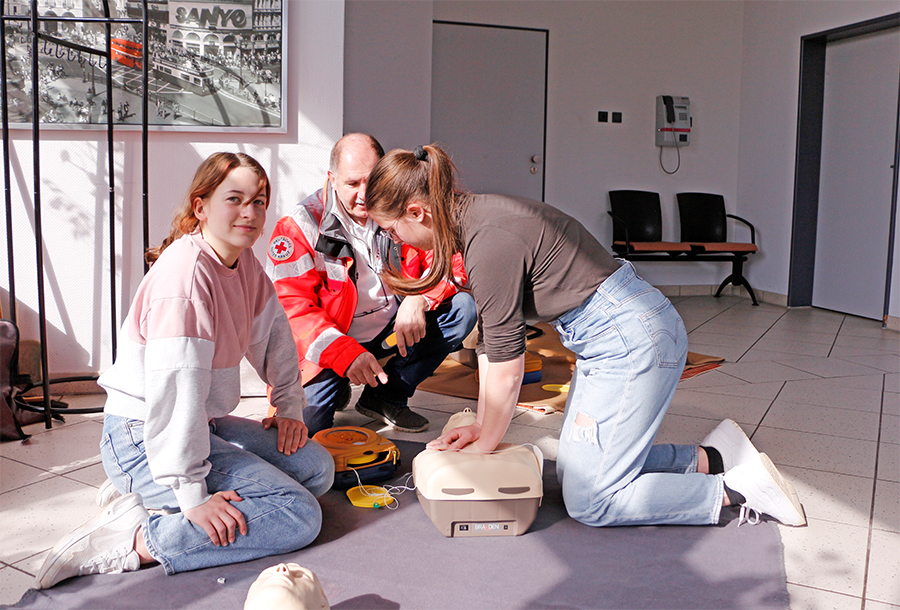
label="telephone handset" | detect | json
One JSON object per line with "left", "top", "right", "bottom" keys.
{"left": 662, "top": 95, "right": 676, "bottom": 124}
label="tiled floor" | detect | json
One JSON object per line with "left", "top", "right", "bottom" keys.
{"left": 1, "top": 296, "right": 898, "bottom": 608}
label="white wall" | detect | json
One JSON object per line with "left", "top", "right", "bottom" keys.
{"left": 351, "top": 0, "right": 748, "bottom": 288}
{"left": 344, "top": 0, "right": 434, "bottom": 151}
{"left": 347, "top": 0, "right": 898, "bottom": 305}
{"left": 1, "top": 0, "right": 345, "bottom": 375}
{"left": 736, "top": 0, "right": 898, "bottom": 297}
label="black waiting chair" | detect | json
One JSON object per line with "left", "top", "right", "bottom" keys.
{"left": 607, "top": 190, "right": 691, "bottom": 256}
{"left": 676, "top": 192, "right": 759, "bottom": 305}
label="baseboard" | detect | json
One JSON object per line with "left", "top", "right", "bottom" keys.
{"left": 21, "top": 376, "right": 103, "bottom": 396}
{"left": 656, "top": 284, "right": 787, "bottom": 306}
{"left": 887, "top": 316, "right": 900, "bottom": 332}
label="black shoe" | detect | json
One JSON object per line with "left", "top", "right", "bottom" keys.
{"left": 355, "top": 392, "right": 429, "bottom": 433}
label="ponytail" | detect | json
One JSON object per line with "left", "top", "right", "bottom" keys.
{"left": 366, "top": 144, "right": 465, "bottom": 296}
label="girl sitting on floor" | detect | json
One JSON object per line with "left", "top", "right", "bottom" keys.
{"left": 37, "top": 152, "right": 334, "bottom": 589}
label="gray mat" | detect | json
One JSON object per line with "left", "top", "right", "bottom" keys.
{"left": 9, "top": 441, "right": 789, "bottom": 610}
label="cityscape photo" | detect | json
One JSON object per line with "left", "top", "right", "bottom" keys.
{"left": 2, "top": 0, "right": 284, "bottom": 130}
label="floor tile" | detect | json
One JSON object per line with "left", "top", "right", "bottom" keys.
{"left": 677, "top": 369, "right": 751, "bottom": 389}
{"left": 839, "top": 316, "right": 891, "bottom": 337}
{"left": 654, "top": 412, "right": 723, "bottom": 445}
{"left": 739, "top": 348, "right": 811, "bottom": 364}
{"left": 872, "top": 479, "right": 899, "bottom": 533}
{"left": 690, "top": 380, "right": 786, "bottom": 402}
{"left": 777, "top": 378, "right": 883, "bottom": 412}
{"left": 0, "top": 458, "right": 55, "bottom": 493}
{"left": 0, "top": 565, "right": 36, "bottom": 606}
{"left": 763, "top": 401, "right": 881, "bottom": 441}
{"left": 786, "top": 583, "right": 862, "bottom": 610}
{"left": 773, "top": 356, "right": 885, "bottom": 379}
{"left": 502, "top": 424, "right": 559, "bottom": 461}
{"left": 779, "top": 519, "right": 869, "bottom": 597}
{"left": 0, "top": 420, "right": 103, "bottom": 476}
{"left": 690, "top": 320, "right": 774, "bottom": 337}
{"left": 831, "top": 344, "right": 900, "bottom": 359}
{"left": 838, "top": 354, "right": 900, "bottom": 374}
{"left": 878, "top": 441, "right": 899, "bottom": 482}
{"left": 779, "top": 466, "right": 873, "bottom": 529}
{"left": 668, "top": 389, "right": 772, "bottom": 426}
{"left": 680, "top": 341, "right": 747, "bottom": 363}
{"left": 752, "top": 427, "right": 877, "bottom": 478}
{"left": 881, "top": 414, "right": 899, "bottom": 445}
{"left": 685, "top": 329, "right": 757, "bottom": 349}
{"left": 865, "top": 529, "right": 900, "bottom": 606}
{"left": 61, "top": 462, "right": 109, "bottom": 488}
{"left": 716, "top": 361, "right": 820, "bottom": 384}
{"left": 885, "top": 373, "right": 899, "bottom": 394}
{"left": 865, "top": 599, "right": 900, "bottom": 610}
{"left": 0, "top": 476, "right": 99, "bottom": 565}
{"left": 751, "top": 338, "right": 833, "bottom": 358}
{"left": 760, "top": 327, "right": 840, "bottom": 346}
{"left": 833, "top": 334, "right": 900, "bottom": 355}
{"left": 511, "top": 409, "right": 564, "bottom": 431}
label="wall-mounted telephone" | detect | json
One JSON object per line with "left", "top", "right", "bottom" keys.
{"left": 656, "top": 95, "right": 691, "bottom": 147}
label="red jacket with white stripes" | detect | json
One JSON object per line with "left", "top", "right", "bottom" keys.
{"left": 265, "top": 187, "right": 466, "bottom": 385}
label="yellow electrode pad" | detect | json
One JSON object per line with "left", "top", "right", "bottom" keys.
{"left": 346, "top": 485, "right": 396, "bottom": 508}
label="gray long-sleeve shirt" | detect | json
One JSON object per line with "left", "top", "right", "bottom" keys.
{"left": 459, "top": 194, "right": 620, "bottom": 362}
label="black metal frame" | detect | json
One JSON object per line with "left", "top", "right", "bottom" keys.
{"left": 1, "top": 1, "right": 150, "bottom": 425}
{"left": 608, "top": 212, "right": 760, "bottom": 306}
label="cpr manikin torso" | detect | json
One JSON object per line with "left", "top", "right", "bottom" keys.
{"left": 244, "top": 563, "right": 329, "bottom": 610}
{"left": 412, "top": 409, "right": 544, "bottom": 537}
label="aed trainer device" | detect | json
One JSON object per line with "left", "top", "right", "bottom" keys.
{"left": 312, "top": 426, "right": 400, "bottom": 490}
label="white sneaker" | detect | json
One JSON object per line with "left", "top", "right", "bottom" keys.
{"left": 36, "top": 493, "right": 149, "bottom": 589}
{"left": 723, "top": 453, "right": 807, "bottom": 526}
{"left": 701, "top": 419, "right": 760, "bottom": 471}
{"left": 95, "top": 479, "right": 122, "bottom": 508}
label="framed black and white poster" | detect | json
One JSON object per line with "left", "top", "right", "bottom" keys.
{"left": 2, "top": 0, "right": 286, "bottom": 132}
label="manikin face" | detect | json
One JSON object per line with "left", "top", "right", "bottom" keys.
{"left": 328, "top": 142, "right": 380, "bottom": 226}
{"left": 370, "top": 200, "right": 434, "bottom": 251}
{"left": 193, "top": 166, "right": 268, "bottom": 268}
{"left": 243, "top": 563, "right": 329, "bottom": 610}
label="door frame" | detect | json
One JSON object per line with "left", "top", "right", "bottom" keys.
{"left": 788, "top": 12, "right": 900, "bottom": 325}
{"left": 432, "top": 20, "right": 549, "bottom": 201}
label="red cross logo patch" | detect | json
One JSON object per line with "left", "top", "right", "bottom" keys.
{"left": 269, "top": 236, "right": 294, "bottom": 261}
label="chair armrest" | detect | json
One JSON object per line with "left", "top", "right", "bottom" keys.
{"left": 726, "top": 214, "right": 756, "bottom": 245}
{"left": 607, "top": 210, "right": 632, "bottom": 252}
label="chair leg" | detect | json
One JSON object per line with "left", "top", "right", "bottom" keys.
{"left": 714, "top": 255, "right": 759, "bottom": 306}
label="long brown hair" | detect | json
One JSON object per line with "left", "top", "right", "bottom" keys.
{"left": 365, "top": 144, "right": 466, "bottom": 296}
{"left": 145, "top": 152, "right": 270, "bottom": 265}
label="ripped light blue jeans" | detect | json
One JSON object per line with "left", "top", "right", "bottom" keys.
{"left": 554, "top": 261, "right": 723, "bottom": 526}
{"left": 101, "top": 414, "right": 334, "bottom": 574}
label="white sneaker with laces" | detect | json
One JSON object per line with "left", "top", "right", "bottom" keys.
{"left": 36, "top": 492, "right": 149, "bottom": 589}
{"left": 723, "top": 453, "right": 807, "bottom": 527}
{"left": 95, "top": 479, "right": 122, "bottom": 508}
{"left": 701, "top": 419, "right": 759, "bottom": 471}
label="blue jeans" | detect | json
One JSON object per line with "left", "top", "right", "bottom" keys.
{"left": 554, "top": 262, "right": 723, "bottom": 526}
{"left": 303, "top": 292, "right": 477, "bottom": 435}
{"left": 100, "top": 414, "right": 335, "bottom": 574}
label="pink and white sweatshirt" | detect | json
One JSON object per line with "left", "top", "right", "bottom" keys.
{"left": 99, "top": 232, "right": 306, "bottom": 511}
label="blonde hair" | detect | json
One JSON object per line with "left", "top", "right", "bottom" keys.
{"left": 365, "top": 144, "right": 466, "bottom": 296}
{"left": 145, "top": 152, "right": 270, "bottom": 265}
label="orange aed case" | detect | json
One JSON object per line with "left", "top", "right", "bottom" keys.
{"left": 312, "top": 427, "right": 400, "bottom": 489}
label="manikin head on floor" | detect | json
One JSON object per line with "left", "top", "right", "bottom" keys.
{"left": 244, "top": 563, "right": 329, "bottom": 610}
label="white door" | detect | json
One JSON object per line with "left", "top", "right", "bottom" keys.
{"left": 431, "top": 22, "right": 547, "bottom": 201}
{"left": 813, "top": 28, "right": 900, "bottom": 320}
